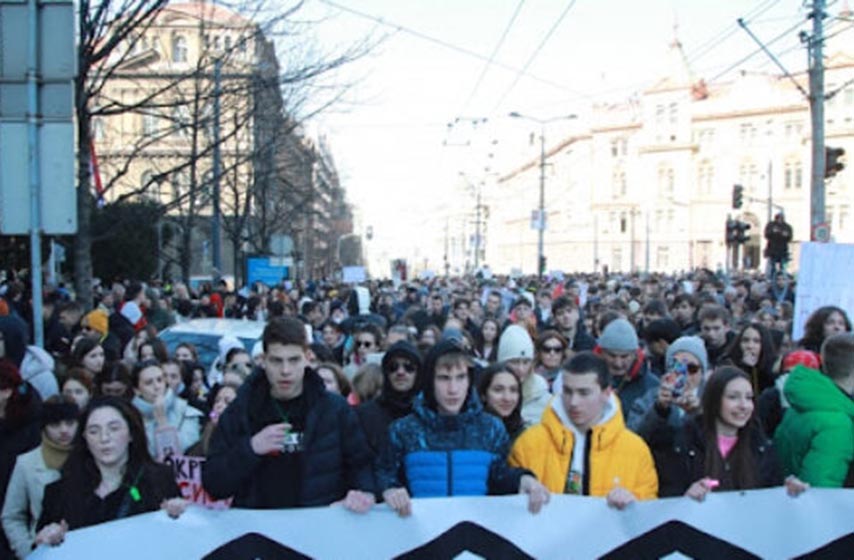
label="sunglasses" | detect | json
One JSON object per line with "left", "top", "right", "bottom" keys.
{"left": 389, "top": 361, "right": 416, "bottom": 373}
{"left": 357, "top": 340, "right": 375, "bottom": 348}
{"left": 542, "top": 345, "right": 564, "bottom": 354}
{"left": 675, "top": 362, "right": 702, "bottom": 375}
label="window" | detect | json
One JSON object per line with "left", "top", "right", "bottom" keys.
{"left": 697, "top": 128, "right": 714, "bottom": 148}
{"left": 658, "top": 164, "right": 674, "bottom": 196}
{"left": 620, "top": 213, "right": 627, "bottom": 234}
{"left": 697, "top": 161, "right": 713, "bottom": 195}
{"left": 845, "top": 88, "right": 854, "bottom": 106}
{"left": 172, "top": 35, "right": 188, "bottom": 63}
{"left": 739, "top": 123, "right": 756, "bottom": 144}
{"left": 92, "top": 117, "right": 105, "bottom": 141}
{"left": 172, "top": 105, "right": 190, "bottom": 137}
{"left": 142, "top": 113, "right": 158, "bottom": 137}
{"left": 739, "top": 160, "right": 758, "bottom": 193}
{"left": 225, "top": 36, "right": 232, "bottom": 50}
{"left": 784, "top": 160, "right": 803, "bottom": 190}
{"left": 784, "top": 121, "right": 803, "bottom": 139}
{"left": 172, "top": 172, "right": 189, "bottom": 199}
{"left": 656, "top": 246, "right": 669, "bottom": 269}
{"left": 669, "top": 102, "right": 678, "bottom": 125}
{"left": 839, "top": 205, "right": 850, "bottom": 230}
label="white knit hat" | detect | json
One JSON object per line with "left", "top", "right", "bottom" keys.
{"left": 497, "top": 325, "right": 535, "bottom": 362}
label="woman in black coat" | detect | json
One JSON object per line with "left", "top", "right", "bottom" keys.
{"left": 0, "top": 359, "right": 41, "bottom": 558}
{"left": 34, "top": 397, "right": 186, "bottom": 547}
{"left": 652, "top": 367, "right": 806, "bottom": 499}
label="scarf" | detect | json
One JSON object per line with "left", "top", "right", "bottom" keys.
{"left": 41, "top": 432, "right": 73, "bottom": 471}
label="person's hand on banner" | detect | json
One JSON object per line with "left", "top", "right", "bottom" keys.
{"left": 685, "top": 477, "right": 719, "bottom": 502}
{"left": 784, "top": 475, "right": 810, "bottom": 497}
{"left": 519, "top": 474, "right": 550, "bottom": 514}
{"left": 34, "top": 519, "right": 68, "bottom": 547}
{"left": 161, "top": 497, "right": 189, "bottom": 519}
{"left": 382, "top": 487, "right": 412, "bottom": 517}
{"left": 606, "top": 478, "right": 636, "bottom": 510}
{"left": 335, "top": 490, "right": 375, "bottom": 513}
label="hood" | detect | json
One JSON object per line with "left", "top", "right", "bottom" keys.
{"left": 381, "top": 341, "right": 423, "bottom": 391}
{"left": 783, "top": 365, "right": 854, "bottom": 418}
{"left": 543, "top": 391, "right": 624, "bottom": 452}
{"left": 20, "top": 345, "right": 54, "bottom": 380}
{"left": 0, "top": 315, "right": 29, "bottom": 367}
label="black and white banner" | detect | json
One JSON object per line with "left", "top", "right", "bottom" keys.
{"left": 29, "top": 489, "right": 854, "bottom": 559}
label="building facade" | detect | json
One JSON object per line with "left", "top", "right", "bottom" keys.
{"left": 488, "top": 20, "right": 854, "bottom": 275}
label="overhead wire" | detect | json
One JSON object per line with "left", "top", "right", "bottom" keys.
{"left": 686, "top": 0, "right": 782, "bottom": 64}
{"left": 490, "top": 0, "right": 581, "bottom": 113}
{"left": 316, "top": 0, "right": 577, "bottom": 94}
{"left": 457, "top": 0, "right": 527, "bottom": 116}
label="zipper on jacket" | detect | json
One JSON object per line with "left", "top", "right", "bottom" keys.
{"left": 582, "top": 430, "right": 593, "bottom": 495}
{"left": 447, "top": 450, "right": 453, "bottom": 496}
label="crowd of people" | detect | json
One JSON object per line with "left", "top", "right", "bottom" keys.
{"left": 0, "top": 267, "right": 851, "bottom": 557}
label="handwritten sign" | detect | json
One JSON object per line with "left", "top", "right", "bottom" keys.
{"left": 163, "top": 454, "right": 231, "bottom": 509}
{"left": 793, "top": 243, "right": 854, "bottom": 341}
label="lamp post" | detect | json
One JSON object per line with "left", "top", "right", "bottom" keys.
{"left": 508, "top": 111, "right": 576, "bottom": 278}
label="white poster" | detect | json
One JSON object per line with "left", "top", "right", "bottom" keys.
{"left": 342, "top": 266, "right": 367, "bottom": 284}
{"left": 793, "top": 242, "right": 854, "bottom": 341}
{"left": 29, "top": 489, "right": 854, "bottom": 559}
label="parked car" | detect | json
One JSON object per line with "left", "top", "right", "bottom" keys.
{"left": 158, "top": 318, "right": 263, "bottom": 372}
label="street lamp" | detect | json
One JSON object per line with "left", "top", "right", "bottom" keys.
{"left": 508, "top": 111, "right": 577, "bottom": 278}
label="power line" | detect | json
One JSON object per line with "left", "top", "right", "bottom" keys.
{"left": 458, "top": 0, "right": 527, "bottom": 116}
{"left": 708, "top": 18, "right": 807, "bottom": 83}
{"left": 490, "top": 0, "right": 580, "bottom": 113}
{"left": 317, "top": 0, "right": 578, "bottom": 94}
{"left": 687, "top": 0, "right": 784, "bottom": 65}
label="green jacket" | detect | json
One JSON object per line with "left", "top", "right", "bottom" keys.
{"left": 774, "top": 365, "right": 854, "bottom": 487}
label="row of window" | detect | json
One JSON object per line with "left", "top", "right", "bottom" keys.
{"left": 127, "top": 32, "right": 249, "bottom": 64}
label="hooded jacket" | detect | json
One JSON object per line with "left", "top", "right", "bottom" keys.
{"left": 774, "top": 365, "right": 854, "bottom": 487}
{"left": 131, "top": 389, "right": 203, "bottom": 458}
{"left": 592, "top": 346, "right": 659, "bottom": 413}
{"left": 203, "top": 367, "right": 375, "bottom": 508}
{"left": 357, "top": 341, "right": 423, "bottom": 455}
{"left": 374, "top": 340, "right": 527, "bottom": 497}
{"left": 509, "top": 393, "right": 658, "bottom": 499}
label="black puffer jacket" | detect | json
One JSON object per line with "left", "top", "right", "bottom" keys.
{"left": 653, "top": 415, "right": 783, "bottom": 498}
{"left": 203, "top": 367, "right": 375, "bottom": 508}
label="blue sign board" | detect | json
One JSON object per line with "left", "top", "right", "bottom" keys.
{"left": 246, "top": 256, "right": 289, "bottom": 287}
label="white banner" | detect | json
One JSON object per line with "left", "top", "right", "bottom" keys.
{"left": 28, "top": 489, "right": 854, "bottom": 559}
{"left": 793, "top": 242, "right": 854, "bottom": 341}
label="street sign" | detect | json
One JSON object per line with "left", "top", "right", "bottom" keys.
{"left": 270, "top": 234, "right": 293, "bottom": 256}
{"left": 812, "top": 222, "right": 831, "bottom": 243}
{"left": 530, "top": 209, "right": 546, "bottom": 231}
{"left": 0, "top": 0, "right": 76, "bottom": 235}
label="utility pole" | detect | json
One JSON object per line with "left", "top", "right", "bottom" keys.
{"left": 808, "top": 0, "right": 827, "bottom": 239}
{"left": 537, "top": 124, "right": 546, "bottom": 278}
{"left": 508, "top": 111, "right": 576, "bottom": 278}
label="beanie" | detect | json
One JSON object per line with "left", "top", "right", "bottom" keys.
{"left": 84, "top": 309, "right": 109, "bottom": 336}
{"left": 781, "top": 350, "right": 820, "bottom": 372}
{"left": 597, "top": 319, "right": 639, "bottom": 353}
{"left": 666, "top": 336, "right": 709, "bottom": 372}
{"left": 498, "top": 325, "right": 535, "bottom": 362}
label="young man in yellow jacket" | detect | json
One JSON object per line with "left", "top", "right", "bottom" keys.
{"left": 509, "top": 352, "right": 658, "bottom": 508}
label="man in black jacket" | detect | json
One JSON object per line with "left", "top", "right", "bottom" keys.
{"left": 764, "top": 212, "right": 793, "bottom": 276}
{"left": 202, "top": 317, "right": 376, "bottom": 510}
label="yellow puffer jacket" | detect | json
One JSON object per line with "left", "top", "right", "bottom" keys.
{"left": 509, "top": 395, "right": 658, "bottom": 499}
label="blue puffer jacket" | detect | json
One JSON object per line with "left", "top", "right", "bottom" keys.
{"left": 375, "top": 393, "right": 525, "bottom": 497}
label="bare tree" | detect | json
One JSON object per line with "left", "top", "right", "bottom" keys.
{"left": 74, "top": 0, "right": 380, "bottom": 304}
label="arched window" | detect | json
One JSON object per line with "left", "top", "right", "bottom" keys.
{"left": 172, "top": 35, "right": 188, "bottom": 63}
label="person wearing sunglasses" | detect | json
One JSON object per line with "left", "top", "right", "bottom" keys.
{"left": 357, "top": 341, "right": 423, "bottom": 456}
{"left": 626, "top": 336, "right": 708, "bottom": 442}
{"left": 534, "top": 331, "right": 568, "bottom": 386}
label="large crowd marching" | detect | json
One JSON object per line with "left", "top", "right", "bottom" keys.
{"left": 0, "top": 267, "right": 851, "bottom": 557}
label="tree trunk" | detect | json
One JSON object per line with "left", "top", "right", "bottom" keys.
{"left": 74, "top": 76, "right": 94, "bottom": 309}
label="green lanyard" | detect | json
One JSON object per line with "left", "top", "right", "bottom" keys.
{"left": 271, "top": 399, "right": 290, "bottom": 426}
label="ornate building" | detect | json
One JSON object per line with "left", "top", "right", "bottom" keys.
{"left": 488, "top": 17, "right": 854, "bottom": 275}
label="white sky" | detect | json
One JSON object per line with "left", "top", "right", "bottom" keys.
{"left": 287, "top": 0, "right": 828, "bottom": 272}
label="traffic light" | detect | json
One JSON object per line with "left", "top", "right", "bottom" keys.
{"left": 732, "top": 184, "right": 744, "bottom": 210}
{"left": 539, "top": 255, "right": 547, "bottom": 275}
{"left": 725, "top": 218, "right": 737, "bottom": 246}
{"left": 825, "top": 147, "right": 846, "bottom": 178}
